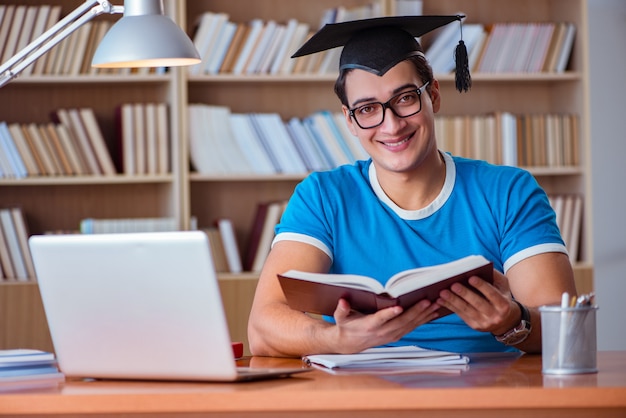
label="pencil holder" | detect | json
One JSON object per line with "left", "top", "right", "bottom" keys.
{"left": 539, "top": 305, "right": 598, "bottom": 374}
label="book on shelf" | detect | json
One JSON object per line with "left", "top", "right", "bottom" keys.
{"left": 80, "top": 216, "right": 197, "bottom": 234}
{"left": 143, "top": 103, "right": 158, "bottom": 175}
{"left": 232, "top": 18, "right": 264, "bottom": 75}
{"left": 22, "top": 4, "right": 52, "bottom": 76}
{"left": 14, "top": 6, "right": 38, "bottom": 74}
{"left": 117, "top": 104, "right": 135, "bottom": 175}
{"left": 250, "top": 113, "right": 308, "bottom": 174}
{"left": 302, "top": 116, "right": 339, "bottom": 169}
{"left": 269, "top": 18, "right": 298, "bottom": 75}
{"left": 78, "top": 108, "right": 116, "bottom": 176}
{"left": 245, "top": 20, "right": 278, "bottom": 74}
{"left": 303, "top": 345, "right": 469, "bottom": 373}
{"left": 0, "top": 121, "right": 27, "bottom": 178}
{"left": 425, "top": 21, "right": 459, "bottom": 72}
{"left": 15, "top": 124, "right": 44, "bottom": 175}
{"left": 199, "top": 13, "right": 231, "bottom": 75}
{"left": 285, "top": 117, "right": 328, "bottom": 172}
{"left": 228, "top": 113, "right": 276, "bottom": 175}
{"left": 201, "top": 227, "right": 230, "bottom": 273}
{"left": 0, "top": 208, "right": 29, "bottom": 281}
{"left": 549, "top": 194, "right": 583, "bottom": 263}
{"left": 1, "top": 5, "right": 25, "bottom": 64}
{"left": 187, "top": 105, "right": 220, "bottom": 174}
{"left": 257, "top": 23, "right": 286, "bottom": 74}
{"left": 53, "top": 109, "right": 99, "bottom": 174}
{"left": 54, "top": 123, "right": 88, "bottom": 175}
{"left": 215, "top": 218, "right": 243, "bottom": 274}
{"left": 31, "top": 5, "right": 62, "bottom": 75}
{"left": 30, "top": 122, "right": 64, "bottom": 175}
{"left": 10, "top": 207, "right": 36, "bottom": 280}
{"left": 0, "top": 6, "right": 14, "bottom": 63}
{"left": 278, "top": 255, "right": 493, "bottom": 316}
{"left": 0, "top": 210, "right": 16, "bottom": 281}
{"left": 219, "top": 22, "right": 249, "bottom": 74}
{"left": 42, "top": 123, "right": 73, "bottom": 175}
{"left": 190, "top": 11, "right": 219, "bottom": 74}
{"left": 393, "top": 0, "right": 423, "bottom": 16}
{"left": 244, "top": 200, "right": 287, "bottom": 272}
{"left": 206, "top": 20, "right": 238, "bottom": 74}
{"left": 555, "top": 23, "right": 576, "bottom": 73}
{"left": 277, "top": 21, "right": 310, "bottom": 75}
{"left": 155, "top": 103, "right": 170, "bottom": 174}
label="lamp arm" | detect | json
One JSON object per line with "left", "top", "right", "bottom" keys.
{"left": 0, "top": 0, "right": 124, "bottom": 88}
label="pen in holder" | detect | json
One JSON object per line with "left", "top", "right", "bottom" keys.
{"left": 540, "top": 293, "right": 598, "bottom": 375}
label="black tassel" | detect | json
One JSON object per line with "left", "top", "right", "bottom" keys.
{"left": 455, "top": 39, "right": 471, "bottom": 92}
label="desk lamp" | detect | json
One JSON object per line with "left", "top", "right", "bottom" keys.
{"left": 0, "top": 0, "right": 201, "bottom": 88}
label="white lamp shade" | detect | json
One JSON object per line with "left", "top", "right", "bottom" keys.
{"left": 92, "top": 12, "right": 200, "bottom": 68}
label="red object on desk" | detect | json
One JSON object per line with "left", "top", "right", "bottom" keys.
{"left": 232, "top": 342, "right": 244, "bottom": 359}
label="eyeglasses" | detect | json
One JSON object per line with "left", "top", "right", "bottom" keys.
{"left": 348, "top": 82, "right": 430, "bottom": 129}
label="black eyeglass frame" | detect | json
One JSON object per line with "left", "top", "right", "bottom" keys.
{"left": 348, "top": 81, "right": 430, "bottom": 129}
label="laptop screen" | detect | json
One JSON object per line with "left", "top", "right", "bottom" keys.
{"left": 29, "top": 231, "right": 242, "bottom": 381}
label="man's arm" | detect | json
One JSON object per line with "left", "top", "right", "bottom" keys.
{"left": 437, "top": 252, "right": 577, "bottom": 353}
{"left": 247, "top": 240, "right": 440, "bottom": 357}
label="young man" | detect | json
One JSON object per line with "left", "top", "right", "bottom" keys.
{"left": 248, "top": 16, "right": 576, "bottom": 357}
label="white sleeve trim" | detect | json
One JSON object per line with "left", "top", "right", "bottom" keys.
{"left": 271, "top": 232, "right": 334, "bottom": 261}
{"left": 503, "top": 243, "right": 569, "bottom": 273}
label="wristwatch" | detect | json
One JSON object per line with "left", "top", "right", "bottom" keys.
{"left": 493, "top": 300, "right": 532, "bottom": 346}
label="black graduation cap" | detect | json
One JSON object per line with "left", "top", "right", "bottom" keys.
{"left": 291, "top": 15, "right": 471, "bottom": 92}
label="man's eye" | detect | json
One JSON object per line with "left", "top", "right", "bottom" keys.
{"left": 357, "top": 105, "right": 376, "bottom": 115}
{"left": 397, "top": 92, "right": 418, "bottom": 104}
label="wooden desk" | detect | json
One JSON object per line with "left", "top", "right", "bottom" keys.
{"left": 1, "top": 351, "right": 625, "bottom": 417}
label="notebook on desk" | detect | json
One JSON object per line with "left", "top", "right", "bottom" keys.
{"left": 28, "top": 231, "right": 310, "bottom": 382}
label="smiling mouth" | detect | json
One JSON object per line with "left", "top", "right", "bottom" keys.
{"left": 379, "top": 136, "right": 411, "bottom": 147}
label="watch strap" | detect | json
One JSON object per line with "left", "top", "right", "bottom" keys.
{"left": 493, "top": 300, "right": 532, "bottom": 346}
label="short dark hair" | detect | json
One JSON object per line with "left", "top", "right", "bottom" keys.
{"left": 333, "top": 54, "right": 434, "bottom": 107}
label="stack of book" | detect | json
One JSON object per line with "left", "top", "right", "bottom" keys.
{"left": 475, "top": 22, "right": 576, "bottom": 73}
{"left": 0, "top": 207, "right": 36, "bottom": 282}
{"left": 435, "top": 112, "right": 580, "bottom": 168}
{"left": 187, "top": 2, "right": 383, "bottom": 76}
{"left": 0, "top": 108, "right": 116, "bottom": 178}
{"left": 549, "top": 194, "right": 583, "bottom": 263}
{"left": 116, "top": 103, "right": 171, "bottom": 175}
{"left": 188, "top": 105, "right": 368, "bottom": 175}
{"left": 0, "top": 349, "right": 64, "bottom": 392}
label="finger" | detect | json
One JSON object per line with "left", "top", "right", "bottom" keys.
{"left": 469, "top": 269, "right": 510, "bottom": 299}
{"left": 373, "top": 305, "right": 404, "bottom": 325}
{"left": 333, "top": 298, "right": 354, "bottom": 322}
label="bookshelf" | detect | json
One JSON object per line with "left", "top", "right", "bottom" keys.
{"left": 0, "top": 0, "right": 593, "bottom": 354}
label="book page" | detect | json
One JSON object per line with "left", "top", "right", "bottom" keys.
{"left": 280, "top": 270, "right": 384, "bottom": 294}
{"left": 385, "top": 255, "right": 490, "bottom": 296}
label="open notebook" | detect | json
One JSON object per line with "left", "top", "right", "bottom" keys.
{"left": 28, "top": 231, "right": 309, "bottom": 382}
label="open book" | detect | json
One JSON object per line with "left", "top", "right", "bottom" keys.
{"left": 278, "top": 255, "right": 493, "bottom": 316}
{"left": 303, "top": 346, "right": 470, "bottom": 374}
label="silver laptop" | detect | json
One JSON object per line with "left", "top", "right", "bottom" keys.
{"left": 28, "top": 231, "right": 310, "bottom": 382}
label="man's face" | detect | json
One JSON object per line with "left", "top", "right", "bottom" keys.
{"left": 341, "top": 61, "right": 440, "bottom": 175}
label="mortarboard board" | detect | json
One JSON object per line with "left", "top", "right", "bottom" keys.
{"left": 291, "top": 15, "right": 471, "bottom": 92}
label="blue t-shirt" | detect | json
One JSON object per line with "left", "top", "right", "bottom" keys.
{"left": 274, "top": 152, "right": 567, "bottom": 352}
